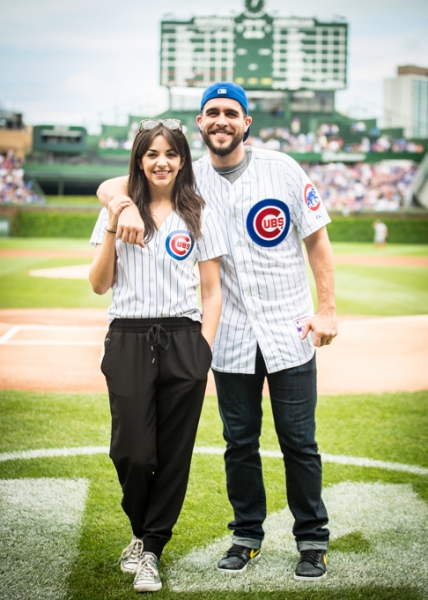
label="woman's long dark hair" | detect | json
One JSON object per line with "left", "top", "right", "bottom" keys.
{"left": 127, "top": 124, "right": 205, "bottom": 242}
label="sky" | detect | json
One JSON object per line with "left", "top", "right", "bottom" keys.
{"left": 1, "top": 0, "right": 427, "bottom": 132}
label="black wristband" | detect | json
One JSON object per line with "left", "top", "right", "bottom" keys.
{"left": 106, "top": 228, "right": 117, "bottom": 234}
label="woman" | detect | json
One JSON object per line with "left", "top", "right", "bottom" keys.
{"left": 89, "top": 119, "right": 226, "bottom": 593}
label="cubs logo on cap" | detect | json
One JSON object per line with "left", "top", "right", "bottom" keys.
{"left": 304, "top": 183, "right": 321, "bottom": 211}
{"left": 166, "top": 230, "right": 194, "bottom": 261}
{"left": 246, "top": 199, "right": 290, "bottom": 248}
{"left": 200, "top": 81, "right": 251, "bottom": 141}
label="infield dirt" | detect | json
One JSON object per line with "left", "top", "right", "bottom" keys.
{"left": 1, "top": 308, "right": 427, "bottom": 396}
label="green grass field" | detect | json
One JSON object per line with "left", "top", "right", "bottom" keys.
{"left": 1, "top": 238, "right": 428, "bottom": 314}
{"left": 0, "top": 238, "right": 427, "bottom": 599}
{"left": 0, "top": 237, "right": 109, "bottom": 309}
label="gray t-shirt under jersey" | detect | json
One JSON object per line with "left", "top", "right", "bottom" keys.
{"left": 212, "top": 146, "right": 252, "bottom": 184}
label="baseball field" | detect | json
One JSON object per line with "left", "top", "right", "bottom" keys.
{"left": 0, "top": 235, "right": 427, "bottom": 600}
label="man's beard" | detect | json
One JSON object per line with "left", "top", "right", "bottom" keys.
{"left": 201, "top": 128, "right": 245, "bottom": 157}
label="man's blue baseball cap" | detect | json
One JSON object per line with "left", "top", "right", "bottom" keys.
{"left": 200, "top": 82, "right": 250, "bottom": 141}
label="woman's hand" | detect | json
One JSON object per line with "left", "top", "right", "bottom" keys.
{"left": 107, "top": 194, "right": 133, "bottom": 232}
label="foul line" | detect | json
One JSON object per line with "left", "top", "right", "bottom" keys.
{"left": 0, "top": 445, "right": 427, "bottom": 476}
{"left": 0, "top": 325, "right": 106, "bottom": 346}
{"left": 1, "top": 316, "right": 426, "bottom": 345}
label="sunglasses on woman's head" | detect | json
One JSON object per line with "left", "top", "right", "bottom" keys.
{"left": 139, "top": 119, "right": 182, "bottom": 132}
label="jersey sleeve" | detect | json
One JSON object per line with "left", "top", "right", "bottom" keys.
{"left": 288, "top": 162, "right": 331, "bottom": 239}
{"left": 89, "top": 207, "right": 109, "bottom": 247}
{"left": 195, "top": 206, "right": 228, "bottom": 262}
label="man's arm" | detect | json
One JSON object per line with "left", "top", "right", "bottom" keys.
{"left": 97, "top": 176, "right": 128, "bottom": 206}
{"left": 302, "top": 226, "right": 338, "bottom": 347}
{"left": 96, "top": 176, "right": 145, "bottom": 247}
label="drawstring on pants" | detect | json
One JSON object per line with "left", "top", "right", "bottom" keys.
{"left": 146, "top": 325, "right": 170, "bottom": 363}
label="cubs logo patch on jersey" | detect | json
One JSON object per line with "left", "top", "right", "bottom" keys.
{"left": 166, "top": 230, "right": 194, "bottom": 261}
{"left": 304, "top": 183, "right": 321, "bottom": 211}
{"left": 246, "top": 199, "right": 291, "bottom": 248}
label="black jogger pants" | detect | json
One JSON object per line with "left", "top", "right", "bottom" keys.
{"left": 101, "top": 317, "right": 212, "bottom": 559}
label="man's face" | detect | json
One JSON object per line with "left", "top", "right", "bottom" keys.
{"left": 196, "top": 98, "right": 252, "bottom": 157}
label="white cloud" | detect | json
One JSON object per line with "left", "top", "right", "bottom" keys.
{"left": 1, "top": 0, "right": 428, "bottom": 125}
{"left": 63, "top": 72, "right": 104, "bottom": 94}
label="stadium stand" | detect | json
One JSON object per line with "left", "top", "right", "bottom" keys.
{"left": 0, "top": 110, "right": 44, "bottom": 204}
{"left": 302, "top": 161, "right": 417, "bottom": 213}
{"left": 0, "top": 150, "right": 45, "bottom": 205}
{"left": 244, "top": 127, "right": 425, "bottom": 155}
{"left": 6, "top": 97, "right": 424, "bottom": 206}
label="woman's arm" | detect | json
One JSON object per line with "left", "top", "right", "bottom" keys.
{"left": 198, "top": 257, "right": 222, "bottom": 347}
{"left": 89, "top": 195, "right": 132, "bottom": 295}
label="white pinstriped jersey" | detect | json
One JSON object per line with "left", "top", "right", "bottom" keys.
{"left": 90, "top": 206, "right": 227, "bottom": 324}
{"left": 193, "top": 147, "right": 331, "bottom": 374}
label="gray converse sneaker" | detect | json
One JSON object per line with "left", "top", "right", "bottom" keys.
{"left": 120, "top": 536, "right": 144, "bottom": 574}
{"left": 133, "top": 552, "right": 162, "bottom": 592}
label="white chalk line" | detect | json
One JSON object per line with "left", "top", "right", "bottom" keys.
{"left": 167, "top": 482, "right": 428, "bottom": 594}
{"left": 0, "top": 478, "right": 89, "bottom": 600}
{"left": 0, "top": 324, "right": 106, "bottom": 345}
{"left": 2, "top": 340, "right": 102, "bottom": 346}
{"left": 1, "top": 315, "right": 427, "bottom": 345}
{"left": 0, "top": 445, "right": 427, "bottom": 476}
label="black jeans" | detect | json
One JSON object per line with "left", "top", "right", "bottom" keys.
{"left": 213, "top": 348, "right": 329, "bottom": 550}
{"left": 102, "top": 317, "right": 212, "bottom": 559}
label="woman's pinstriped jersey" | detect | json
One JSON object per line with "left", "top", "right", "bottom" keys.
{"left": 90, "top": 206, "right": 227, "bottom": 325}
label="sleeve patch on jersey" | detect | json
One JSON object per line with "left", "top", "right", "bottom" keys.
{"left": 166, "top": 230, "right": 194, "bottom": 261}
{"left": 246, "top": 199, "right": 291, "bottom": 248}
{"left": 304, "top": 183, "right": 321, "bottom": 211}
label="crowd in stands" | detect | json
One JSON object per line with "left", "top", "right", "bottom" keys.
{"left": 189, "top": 120, "right": 420, "bottom": 212}
{"left": 244, "top": 122, "right": 425, "bottom": 155}
{"left": 6, "top": 115, "right": 422, "bottom": 212}
{"left": 0, "top": 150, "right": 45, "bottom": 204}
{"left": 302, "top": 161, "right": 417, "bottom": 213}
{"left": 98, "top": 137, "right": 134, "bottom": 150}
{"left": 240, "top": 122, "right": 420, "bottom": 212}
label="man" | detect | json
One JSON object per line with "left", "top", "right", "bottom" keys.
{"left": 97, "top": 82, "right": 338, "bottom": 581}
{"left": 373, "top": 218, "right": 388, "bottom": 248}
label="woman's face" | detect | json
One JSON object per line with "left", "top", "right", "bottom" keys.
{"left": 139, "top": 134, "right": 184, "bottom": 194}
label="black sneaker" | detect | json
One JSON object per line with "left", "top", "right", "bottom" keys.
{"left": 217, "top": 544, "right": 261, "bottom": 573}
{"left": 294, "top": 549, "right": 327, "bottom": 581}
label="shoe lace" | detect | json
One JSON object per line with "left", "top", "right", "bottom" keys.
{"left": 299, "top": 549, "right": 322, "bottom": 565}
{"left": 121, "top": 538, "right": 143, "bottom": 562}
{"left": 135, "top": 554, "right": 158, "bottom": 582}
{"left": 225, "top": 544, "right": 248, "bottom": 558}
